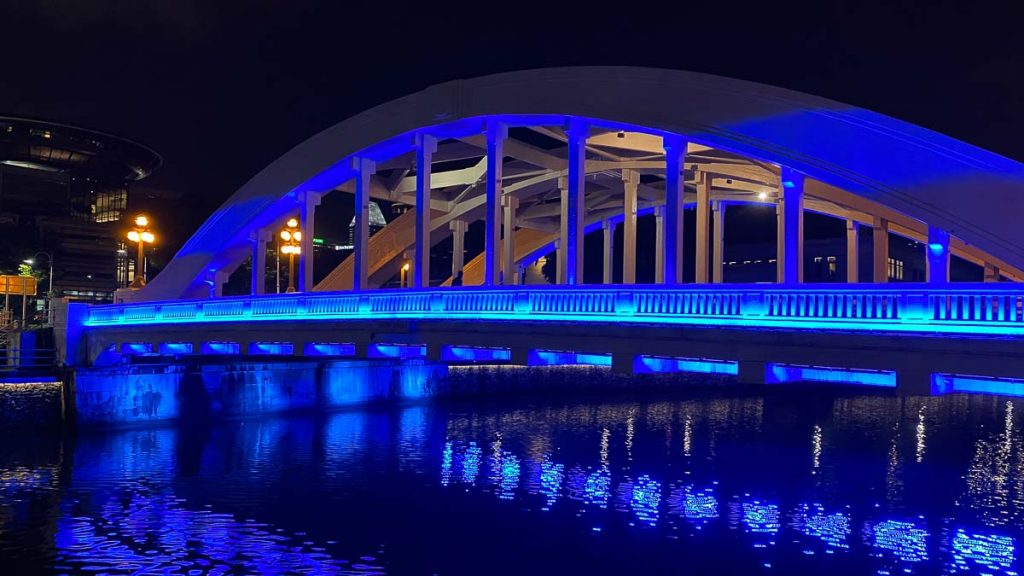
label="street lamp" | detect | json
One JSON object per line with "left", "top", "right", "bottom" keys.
{"left": 127, "top": 214, "right": 156, "bottom": 288}
{"left": 22, "top": 251, "right": 53, "bottom": 325}
{"left": 280, "top": 218, "right": 301, "bottom": 293}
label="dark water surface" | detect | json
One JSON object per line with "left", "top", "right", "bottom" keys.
{"left": 2, "top": 387, "right": 1023, "bottom": 575}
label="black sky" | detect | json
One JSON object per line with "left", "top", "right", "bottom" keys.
{"left": 2, "top": 0, "right": 1021, "bottom": 256}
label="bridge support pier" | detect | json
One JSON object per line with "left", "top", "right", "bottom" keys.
{"left": 622, "top": 170, "right": 639, "bottom": 284}
{"left": 565, "top": 118, "right": 588, "bottom": 285}
{"left": 776, "top": 168, "right": 804, "bottom": 283}
{"left": 712, "top": 200, "right": 725, "bottom": 283}
{"left": 502, "top": 195, "right": 519, "bottom": 285}
{"left": 602, "top": 220, "right": 615, "bottom": 284}
{"left": 696, "top": 175, "right": 710, "bottom": 283}
{"left": 414, "top": 134, "right": 436, "bottom": 289}
{"left": 352, "top": 157, "right": 376, "bottom": 291}
{"left": 654, "top": 206, "right": 665, "bottom": 283}
{"left": 250, "top": 230, "right": 269, "bottom": 295}
{"left": 450, "top": 219, "right": 467, "bottom": 280}
{"left": 662, "top": 136, "right": 686, "bottom": 284}
{"left": 484, "top": 122, "right": 506, "bottom": 286}
{"left": 298, "top": 191, "right": 321, "bottom": 292}
{"left": 846, "top": 220, "right": 859, "bottom": 283}
{"left": 873, "top": 216, "right": 889, "bottom": 283}
{"left": 926, "top": 226, "right": 950, "bottom": 283}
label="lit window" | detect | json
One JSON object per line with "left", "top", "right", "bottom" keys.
{"left": 887, "top": 257, "right": 904, "bottom": 280}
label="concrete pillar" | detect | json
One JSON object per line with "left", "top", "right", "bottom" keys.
{"left": 872, "top": 216, "right": 890, "bottom": 283}
{"left": 298, "top": 190, "right": 322, "bottom": 292}
{"left": 985, "top": 263, "right": 1001, "bottom": 283}
{"left": 555, "top": 239, "right": 564, "bottom": 284}
{"left": 565, "top": 118, "right": 588, "bottom": 285}
{"left": 926, "top": 226, "right": 950, "bottom": 284}
{"left": 352, "top": 157, "right": 376, "bottom": 291}
{"left": 450, "top": 219, "right": 467, "bottom": 280}
{"left": 654, "top": 206, "right": 665, "bottom": 284}
{"left": 250, "top": 230, "right": 268, "bottom": 295}
{"left": 662, "top": 135, "right": 687, "bottom": 284}
{"left": 776, "top": 168, "right": 804, "bottom": 284}
{"left": 484, "top": 122, "right": 506, "bottom": 286}
{"left": 502, "top": 195, "right": 519, "bottom": 284}
{"left": 602, "top": 220, "right": 614, "bottom": 284}
{"left": 846, "top": 220, "right": 859, "bottom": 283}
{"left": 557, "top": 177, "right": 568, "bottom": 285}
{"left": 695, "top": 175, "right": 711, "bottom": 283}
{"left": 414, "top": 134, "right": 436, "bottom": 289}
{"left": 211, "top": 270, "right": 229, "bottom": 298}
{"left": 622, "top": 170, "right": 639, "bottom": 284}
{"left": 712, "top": 200, "right": 725, "bottom": 284}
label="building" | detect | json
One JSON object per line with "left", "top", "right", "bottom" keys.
{"left": 0, "top": 117, "right": 162, "bottom": 303}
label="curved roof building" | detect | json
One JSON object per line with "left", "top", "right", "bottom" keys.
{"left": 137, "top": 67, "right": 1024, "bottom": 301}
{"left": 0, "top": 117, "right": 162, "bottom": 302}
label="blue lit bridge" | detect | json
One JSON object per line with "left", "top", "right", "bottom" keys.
{"left": 61, "top": 67, "right": 1024, "bottom": 399}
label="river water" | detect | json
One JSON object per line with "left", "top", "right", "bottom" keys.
{"left": 1, "top": 387, "right": 1022, "bottom": 574}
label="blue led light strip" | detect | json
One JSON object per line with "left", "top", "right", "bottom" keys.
{"left": 81, "top": 284, "right": 1024, "bottom": 338}
{"left": 766, "top": 363, "right": 897, "bottom": 387}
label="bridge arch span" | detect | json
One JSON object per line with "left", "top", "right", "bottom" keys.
{"left": 135, "top": 67, "right": 1024, "bottom": 301}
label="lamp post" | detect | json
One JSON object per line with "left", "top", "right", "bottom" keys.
{"left": 280, "top": 218, "right": 301, "bottom": 293}
{"left": 127, "top": 215, "right": 156, "bottom": 288}
{"left": 22, "top": 251, "right": 53, "bottom": 326}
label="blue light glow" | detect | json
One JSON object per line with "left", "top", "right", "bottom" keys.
{"left": 202, "top": 341, "right": 240, "bottom": 355}
{"left": 928, "top": 243, "right": 945, "bottom": 255}
{"left": 767, "top": 363, "right": 897, "bottom": 388}
{"left": 742, "top": 500, "right": 781, "bottom": 534}
{"left": 442, "top": 345, "right": 512, "bottom": 363}
{"left": 367, "top": 343, "right": 427, "bottom": 360}
{"left": 682, "top": 485, "right": 719, "bottom": 523}
{"left": 794, "top": 503, "right": 850, "bottom": 550}
{"left": 248, "top": 341, "right": 294, "bottom": 355}
{"left": 933, "top": 373, "right": 1024, "bottom": 397}
{"left": 303, "top": 342, "right": 356, "bottom": 357}
{"left": 634, "top": 355, "right": 739, "bottom": 375}
{"left": 539, "top": 458, "right": 565, "bottom": 509}
{"left": 498, "top": 452, "right": 520, "bottom": 500}
{"left": 872, "top": 519, "right": 929, "bottom": 563}
{"left": 529, "top": 350, "right": 612, "bottom": 367}
{"left": 462, "top": 442, "right": 482, "bottom": 485}
{"left": 81, "top": 285, "right": 1024, "bottom": 344}
{"left": 631, "top": 475, "right": 662, "bottom": 526}
{"left": 441, "top": 441, "right": 453, "bottom": 486}
{"left": 120, "top": 342, "right": 152, "bottom": 355}
{"left": 584, "top": 468, "right": 611, "bottom": 508}
{"left": 950, "top": 529, "right": 1016, "bottom": 575}
{"left": 158, "top": 342, "right": 193, "bottom": 354}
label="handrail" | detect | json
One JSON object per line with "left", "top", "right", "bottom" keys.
{"left": 79, "top": 283, "right": 1024, "bottom": 336}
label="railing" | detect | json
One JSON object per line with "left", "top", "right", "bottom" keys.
{"left": 79, "top": 284, "right": 1024, "bottom": 336}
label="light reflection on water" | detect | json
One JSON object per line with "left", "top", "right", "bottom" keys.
{"left": 1, "top": 390, "right": 1024, "bottom": 574}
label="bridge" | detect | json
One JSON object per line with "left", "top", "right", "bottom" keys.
{"left": 61, "top": 67, "right": 1024, "bottom": 399}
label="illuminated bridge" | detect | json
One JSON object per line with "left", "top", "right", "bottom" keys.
{"left": 64, "top": 67, "right": 1024, "bottom": 398}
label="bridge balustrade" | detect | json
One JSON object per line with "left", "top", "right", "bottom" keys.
{"left": 80, "top": 284, "right": 1024, "bottom": 335}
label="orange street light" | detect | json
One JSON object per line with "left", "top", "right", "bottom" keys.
{"left": 127, "top": 214, "right": 155, "bottom": 287}
{"left": 280, "top": 218, "right": 301, "bottom": 292}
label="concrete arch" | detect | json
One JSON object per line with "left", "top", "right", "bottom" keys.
{"left": 138, "top": 67, "right": 1024, "bottom": 301}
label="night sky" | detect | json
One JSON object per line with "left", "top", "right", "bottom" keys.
{"left": 2, "top": 0, "right": 1021, "bottom": 260}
